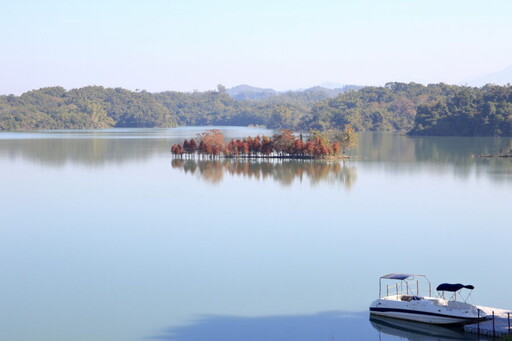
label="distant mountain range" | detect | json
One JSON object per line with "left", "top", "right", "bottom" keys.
{"left": 226, "top": 84, "right": 363, "bottom": 101}
{"left": 226, "top": 85, "right": 278, "bottom": 100}
{"left": 471, "top": 64, "right": 512, "bottom": 86}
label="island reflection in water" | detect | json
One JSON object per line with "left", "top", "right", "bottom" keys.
{"left": 152, "top": 311, "right": 375, "bottom": 341}
{"left": 170, "top": 158, "right": 357, "bottom": 188}
{"left": 0, "top": 130, "right": 509, "bottom": 184}
{"left": 153, "top": 312, "right": 483, "bottom": 341}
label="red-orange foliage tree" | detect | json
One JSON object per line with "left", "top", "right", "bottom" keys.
{"left": 171, "top": 144, "right": 184, "bottom": 156}
{"left": 171, "top": 128, "right": 354, "bottom": 159}
{"left": 251, "top": 136, "right": 262, "bottom": 155}
{"left": 272, "top": 129, "right": 295, "bottom": 156}
{"left": 260, "top": 136, "right": 273, "bottom": 156}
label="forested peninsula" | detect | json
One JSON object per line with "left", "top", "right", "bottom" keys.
{"left": 1, "top": 83, "right": 511, "bottom": 136}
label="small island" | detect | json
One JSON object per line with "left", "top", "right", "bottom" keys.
{"left": 171, "top": 126, "right": 357, "bottom": 160}
{"left": 479, "top": 141, "right": 512, "bottom": 158}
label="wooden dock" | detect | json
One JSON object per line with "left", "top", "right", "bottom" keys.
{"left": 464, "top": 306, "right": 512, "bottom": 337}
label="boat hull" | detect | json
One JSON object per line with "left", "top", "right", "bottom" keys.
{"left": 369, "top": 297, "right": 484, "bottom": 325}
{"left": 370, "top": 307, "right": 480, "bottom": 324}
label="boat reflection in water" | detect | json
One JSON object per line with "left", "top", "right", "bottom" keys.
{"left": 171, "top": 158, "right": 357, "bottom": 188}
{"left": 370, "top": 315, "right": 481, "bottom": 341}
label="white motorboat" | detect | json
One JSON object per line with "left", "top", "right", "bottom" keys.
{"left": 369, "top": 273, "right": 486, "bottom": 325}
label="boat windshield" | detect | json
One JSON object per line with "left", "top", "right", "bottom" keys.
{"left": 400, "top": 295, "right": 422, "bottom": 301}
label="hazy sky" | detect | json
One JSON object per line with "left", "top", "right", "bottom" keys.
{"left": 1, "top": 0, "right": 511, "bottom": 94}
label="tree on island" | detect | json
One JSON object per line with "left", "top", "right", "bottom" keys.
{"left": 171, "top": 126, "right": 358, "bottom": 159}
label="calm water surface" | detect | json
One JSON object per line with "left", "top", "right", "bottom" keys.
{"left": 0, "top": 127, "right": 510, "bottom": 340}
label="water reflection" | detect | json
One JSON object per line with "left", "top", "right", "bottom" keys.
{"left": 151, "top": 311, "right": 376, "bottom": 341}
{"left": 370, "top": 316, "right": 481, "bottom": 340}
{"left": 0, "top": 130, "right": 510, "bottom": 183}
{"left": 355, "top": 133, "right": 512, "bottom": 182}
{"left": 0, "top": 136, "right": 171, "bottom": 166}
{"left": 356, "top": 133, "right": 510, "bottom": 163}
{"left": 170, "top": 158, "right": 357, "bottom": 188}
{"left": 0, "top": 127, "right": 277, "bottom": 167}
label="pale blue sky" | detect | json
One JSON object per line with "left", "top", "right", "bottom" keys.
{"left": 1, "top": 0, "right": 511, "bottom": 94}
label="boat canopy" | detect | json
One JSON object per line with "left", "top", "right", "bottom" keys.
{"left": 381, "top": 273, "right": 419, "bottom": 280}
{"left": 378, "top": 273, "right": 432, "bottom": 298}
{"left": 436, "top": 283, "right": 474, "bottom": 292}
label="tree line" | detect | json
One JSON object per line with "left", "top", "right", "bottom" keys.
{"left": 1, "top": 83, "right": 511, "bottom": 136}
{"left": 410, "top": 84, "right": 512, "bottom": 136}
{"left": 171, "top": 127, "right": 357, "bottom": 159}
{"left": 0, "top": 86, "right": 177, "bottom": 130}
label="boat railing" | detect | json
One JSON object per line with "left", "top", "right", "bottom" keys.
{"left": 384, "top": 283, "right": 421, "bottom": 297}
{"left": 379, "top": 274, "right": 432, "bottom": 299}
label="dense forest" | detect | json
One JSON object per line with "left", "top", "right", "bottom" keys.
{"left": 410, "top": 84, "right": 512, "bottom": 136}
{"left": 1, "top": 83, "right": 511, "bottom": 136}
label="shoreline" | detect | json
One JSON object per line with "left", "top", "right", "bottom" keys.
{"left": 478, "top": 154, "right": 512, "bottom": 158}
{"left": 171, "top": 154, "right": 351, "bottom": 160}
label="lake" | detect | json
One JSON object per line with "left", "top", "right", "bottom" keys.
{"left": 0, "top": 127, "right": 510, "bottom": 340}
